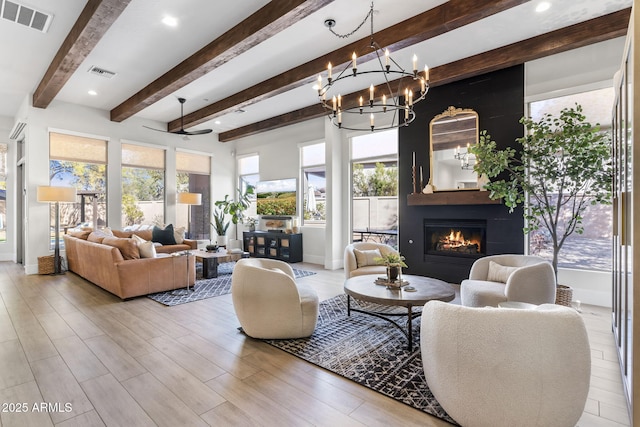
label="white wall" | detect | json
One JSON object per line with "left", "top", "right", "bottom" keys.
{"left": 16, "top": 97, "right": 233, "bottom": 274}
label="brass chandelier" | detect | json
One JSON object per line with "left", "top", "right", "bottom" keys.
{"left": 315, "top": 2, "right": 429, "bottom": 132}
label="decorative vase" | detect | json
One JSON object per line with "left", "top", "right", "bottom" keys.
{"left": 216, "top": 235, "right": 228, "bottom": 246}
{"left": 387, "top": 265, "right": 400, "bottom": 282}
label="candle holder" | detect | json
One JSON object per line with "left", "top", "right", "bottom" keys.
{"left": 412, "top": 166, "right": 417, "bottom": 194}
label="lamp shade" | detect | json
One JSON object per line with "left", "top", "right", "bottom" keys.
{"left": 37, "top": 186, "right": 77, "bottom": 203}
{"left": 177, "top": 192, "right": 202, "bottom": 205}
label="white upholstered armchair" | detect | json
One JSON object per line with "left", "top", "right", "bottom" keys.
{"left": 421, "top": 301, "right": 591, "bottom": 427}
{"left": 231, "top": 258, "right": 319, "bottom": 339}
{"left": 460, "top": 254, "right": 556, "bottom": 307}
{"left": 344, "top": 242, "right": 398, "bottom": 279}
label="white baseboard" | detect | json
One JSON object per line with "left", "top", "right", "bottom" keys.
{"left": 303, "top": 254, "right": 325, "bottom": 265}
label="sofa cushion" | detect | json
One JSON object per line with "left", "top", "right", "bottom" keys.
{"left": 102, "top": 236, "right": 140, "bottom": 260}
{"left": 87, "top": 230, "right": 110, "bottom": 244}
{"left": 68, "top": 230, "right": 91, "bottom": 240}
{"left": 353, "top": 248, "right": 382, "bottom": 267}
{"left": 487, "top": 261, "right": 520, "bottom": 283}
{"left": 133, "top": 229, "right": 153, "bottom": 241}
{"left": 152, "top": 224, "right": 177, "bottom": 245}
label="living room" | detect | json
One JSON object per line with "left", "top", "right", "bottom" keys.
{"left": 0, "top": 0, "right": 638, "bottom": 426}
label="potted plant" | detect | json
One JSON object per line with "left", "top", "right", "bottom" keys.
{"left": 470, "top": 104, "right": 612, "bottom": 304}
{"left": 214, "top": 186, "right": 255, "bottom": 240}
{"left": 375, "top": 252, "right": 408, "bottom": 282}
{"left": 245, "top": 216, "right": 258, "bottom": 231}
{"left": 212, "top": 208, "right": 229, "bottom": 246}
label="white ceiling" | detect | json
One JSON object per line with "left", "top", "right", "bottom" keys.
{"left": 0, "top": 0, "right": 633, "bottom": 136}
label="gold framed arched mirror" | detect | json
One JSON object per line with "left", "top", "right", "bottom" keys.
{"left": 429, "top": 106, "right": 479, "bottom": 191}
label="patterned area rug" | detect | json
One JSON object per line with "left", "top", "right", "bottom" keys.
{"left": 264, "top": 294, "right": 457, "bottom": 425}
{"left": 147, "top": 262, "right": 316, "bottom": 306}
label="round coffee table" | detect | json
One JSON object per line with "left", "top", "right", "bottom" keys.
{"left": 344, "top": 274, "right": 455, "bottom": 350}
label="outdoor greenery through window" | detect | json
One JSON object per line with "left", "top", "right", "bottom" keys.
{"left": 49, "top": 132, "right": 107, "bottom": 248}
{"left": 121, "top": 143, "right": 165, "bottom": 227}
{"left": 301, "top": 143, "right": 326, "bottom": 224}
{"left": 177, "top": 151, "right": 211, "bottom": 240}
{"left": 351, "top": 129, "right": 398, "bottom": 247}
{"left": 528, "top": 87, "right": 614, "bottom": 271}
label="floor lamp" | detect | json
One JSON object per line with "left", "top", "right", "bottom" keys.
{"left": 37, "top": 186, "right": 77, "bottom": 275}
{"left": 176, "top": 192, "right": 201, "bottom": 294}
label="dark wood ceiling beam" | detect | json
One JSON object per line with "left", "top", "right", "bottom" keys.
{"left": 110, "top": 0, "right": 334, "bottom": 123}
{"left": 171, "top": 0, "right": 530, "bottom": 132}
{"left": 219, "top": 8, "right": 630, "bottom": 142}
{"left": 32, "top": 0, "right": 131, "bottom": 109}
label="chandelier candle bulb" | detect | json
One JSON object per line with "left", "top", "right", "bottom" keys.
{"left": 328, "top": 62, "right": 332, "bottom": 81}
{"left": 338, "top": 94, "right": 342, "bottom": 108}
{"left": 382, "top": 94, "right": 387, "bottom": 112}
{"left": 370, "top": 113, "right": 375, "bottom": 131}
{"left": 352, "top": 52, "right": 357, "bottom": 74}
{"left": 332, "top": 96, "right": 337, "bottom": 112}
{"left": 385, "top": 49, "right": 390, "bottom": 68}
{"left": 359, "top": 96, "right": 364, "bottom": 113}
{"left": 412, "top": 54, "right": 418, "bottom": 74}
{"left": 424, "top": 65, "right": 429, "bottom": 82}
{"left": 369, "top": 85, "right": 374, "bottom": 103}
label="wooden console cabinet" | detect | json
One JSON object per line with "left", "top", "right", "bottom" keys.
{"left": 243, "top": 231, "right": 303, "bottom": 263}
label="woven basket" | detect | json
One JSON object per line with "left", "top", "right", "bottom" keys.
{"left": 37, "top": 255, "right": 55, "bottom": 275}
{"left": 555, "top": 284, "right": 573, "bottom": 307}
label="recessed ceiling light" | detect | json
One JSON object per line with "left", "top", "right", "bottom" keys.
{"left": 162, "top": 15, "right": 177, "bottom": 27}
{"left": 214, "top": 120, "right": 221, "bottom": 125}
{"left": 535, "top": 2, "right": 551, "bottom": 12}
{"left": 88, "top": 90, "right": 97, "bottom": 96}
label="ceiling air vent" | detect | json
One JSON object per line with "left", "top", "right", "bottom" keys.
{"left": 9, "top": 121, "right": 26, "bottom": 140}
{"left": 88, "top": 66, "right": 117, "bottom": 79}
{"left": 1, "top": 0, "right": 52, "bottom": 33}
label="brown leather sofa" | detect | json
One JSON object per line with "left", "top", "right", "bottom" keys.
{"left": 64, "top": 230, "right": 196, "bottom": 299}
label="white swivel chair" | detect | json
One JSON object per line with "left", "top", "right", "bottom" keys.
{"left": 344, "top": 242, "right": 398, "bottom": 279}
{"left": 231, "top": 258, "right": 318, "bottom": 339}
{"left": 421, "top": 301, "right": 591, "bottom": 427}
{"left": 460, "top": 254, "right": 556, "bottom": 307}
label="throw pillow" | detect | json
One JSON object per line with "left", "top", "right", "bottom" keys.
{"left": 353, "top": 248, "right": 382, "bottom": 267}
{"left": 152, "top": 224, "right": 177, "bottom": 245}
{"left": 487, "top": 261, "right": 520, "bottom": 283}
{"left": 173, "top": 225, "right": 185, "bottom": 244}
{"left": 131, "top": 234, "right": 146, "bottom": 244}
{"left": 102, "top": 236, "right": 140, "bottom": 260}
{"left": 137, "top": 240, "right": 157, "bottom": 258}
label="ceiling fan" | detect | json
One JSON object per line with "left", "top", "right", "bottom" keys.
{"left": 144, "top": 97, "right": 213, "bottom": 136}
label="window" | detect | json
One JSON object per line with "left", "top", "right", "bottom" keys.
{"left": 177, "top": 151, "right": 211, "bottom": 239}
{"left": 301, "top": 143, "right": 326, "bottom": 224}
{"left": 528, "top": 87, "right": 613, "bottom": 271}
{"left": 0, "top": 143, "right": 7, "bottom": 243}
{"left": 49, "top": 132, "right": 107, "bottom": 247}
{"left": 351, "top": 129, "right": 398, "bottom": 246}
{"left": 238, "top": 154, "right": 259, "bottom": 218}
{"left": 121, "top": 143, "right": 165, "bottom": 227}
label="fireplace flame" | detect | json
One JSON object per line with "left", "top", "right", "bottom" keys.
{"left": 439, "top": 229, "right": 480, "bottom": 251}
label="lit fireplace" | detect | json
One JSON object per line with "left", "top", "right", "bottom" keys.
{"left": 425, "top": 220, "right": 486, "bottom": 258}
{"left": 436, "top": 229, "right": 481, "bottom": 254}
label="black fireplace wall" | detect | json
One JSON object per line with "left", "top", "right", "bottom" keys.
{"left": 398, "top": 65, "right": 525, "bottom": 284}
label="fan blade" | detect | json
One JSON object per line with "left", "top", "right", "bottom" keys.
{"left": 184, "top": 129, "right": 213, "bottom": 135}
{"left": 143, "top": 125, "right": 168, "bottom": 133}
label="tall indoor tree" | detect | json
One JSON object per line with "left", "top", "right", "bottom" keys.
{"left": 471, "top": 104, "right": 612, "bottom": 276}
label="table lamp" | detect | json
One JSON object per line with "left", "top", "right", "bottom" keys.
{"left": 37, "top": 186, "right": 77, "bottom": 274}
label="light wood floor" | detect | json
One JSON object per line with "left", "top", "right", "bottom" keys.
{"left": 0, "top": 261, "right": 630, "bottom": 426}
